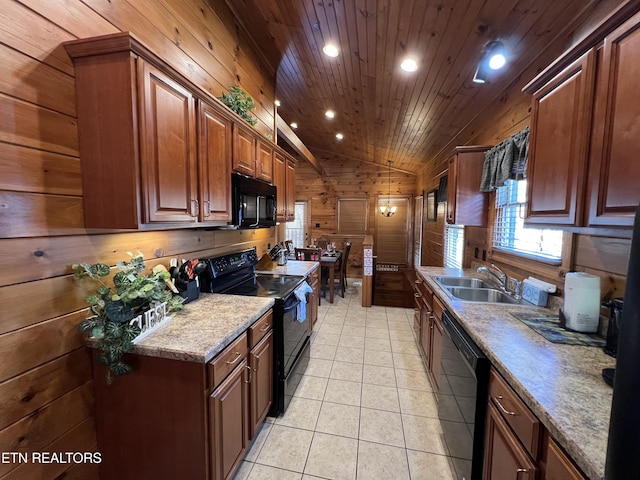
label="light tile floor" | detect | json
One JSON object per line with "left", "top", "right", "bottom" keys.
{"left": 234, "top": 282, "right": 457, "bottom": 480}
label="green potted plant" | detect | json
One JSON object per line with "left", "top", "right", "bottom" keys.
{"left": 73, "top": 253, "right": 185, "bottom": 384}
{"left": 220, "top": 86, "right": 258, "bottom": 126}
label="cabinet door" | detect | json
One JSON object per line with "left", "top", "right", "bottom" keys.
{"left": 256, "top": 140, "right": 273, "bottom": 182}
{"left": 586, "top": 12, "right": 640, "bottom": 227}
{"left": 210, "top": 359, "right": 250, "bottom": 480}
{"left": 250, "top": 331, "right": 273, "bottom": 438}
{"left": 429, "top": 314, "right": 443, "bottom": 392}
{"left": 199, "top": 101, "right": 232, "bottom": 223}
{"left": 139, "top": 60, "right": 198, "bottom": 224}
{"left": 233, "top": 123, "right": 256, "bottom": 177}
{"left": 446, "top": 148, "right": 488, "bottom": 226}
{"left": 273, "top": 151, "right": 286, "bottom": 221}
{"left": 525, "top": 50, "right": 596, "bottom": 226}
{"left": 285, "top": 159, "right": 296, "bottom": 221}
{"left": 484, "top": 402, "right": 538, "bottom": 480}
{"left": 545, "top": 437, "right": 585, "bottom": 480}
{"left": 419, "top": 301, "right": 431, "bottom": 364}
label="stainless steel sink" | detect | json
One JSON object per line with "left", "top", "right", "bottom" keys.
{"left": 435, "top": 276, "right": 492, "bottom": 289}
{"left": 445, "top": 286, "right": 519, "bottom": 304}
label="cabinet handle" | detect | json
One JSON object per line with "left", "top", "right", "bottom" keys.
{"left": 245, "top": 364, "right": 252, "bottom": 383}
{"left": 494, "top": 395, "right": 517, "bottom": 416}
{"left": 190, "top": 199, "right": 199, "bottom": 217}
{"left": 516, "top": 468, "right": 529, "bottom": 479}
{"left": 204, "top": 200, "right": 211, "bottom": 217}
{"left": 414, "top": 279, "right": 422, "bottom": 285}
{"left": 259, "top": 324, "right": 271, "bottom": 332}
{"left": 225, "top": 351, "right": 242, "bottom": 365}
{"left": 414, "top": 293, "right": 421, "bottom": 298}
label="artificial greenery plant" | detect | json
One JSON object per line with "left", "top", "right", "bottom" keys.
{"left": 73, "top": 253, "right": 184, "bottom": 384}
{"left": 219, "top": 86, "right": 258, "bottom": 126}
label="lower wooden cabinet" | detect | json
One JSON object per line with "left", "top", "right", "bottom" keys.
{"left": 484, "top": 402, "right": 539, "bottom": 480}
{"left": 412, "top": 275, "right": 442, "bottom": 392}
{"left": 544, "top": 436, "right": 585, "bottom": 480}
{"left": 209, "top": 358, "right": 250, "bottom": 480}
{"left": 307, "top": 268, "right": 320, "bottom": 330}
{"left": 92, "top": 310, "right": 273, "bottom": 480}
{"left": 249, "top": 330, "right": 273, "bottom": 438}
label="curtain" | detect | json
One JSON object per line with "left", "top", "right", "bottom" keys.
{"left": 479, "top": 126, "right": 530, "bottom": 192}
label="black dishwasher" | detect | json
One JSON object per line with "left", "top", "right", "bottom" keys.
{"left": 438, "top": 310, "right": 489, "bottom": 480}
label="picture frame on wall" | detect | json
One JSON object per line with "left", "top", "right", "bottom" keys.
{"left": 426, "top": 189, "right": 437, "bottom": 222}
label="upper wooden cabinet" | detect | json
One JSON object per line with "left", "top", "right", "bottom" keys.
{"left": 256, "top": 140, "right": 273, "bottom": 183}
{"left": 273, "top": 151, "right": 296, "bottom": 222}
{"left": 524, "top": 7, "right": 640, "bottom": 228}
{"left": 64, "top": 32, "right": 281, "bottom": 229}
{"left": 446, "top": 146, "right": 490, "bottom": 226}
{"left": 198, "top": 100, "right": 233, "bottom": 224}
{"left": 525, "top": 51, "right": 596, "bottom": 226}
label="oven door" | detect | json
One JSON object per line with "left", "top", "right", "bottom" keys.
{"left": 280, "top": 293, "right": 309, "bottom": 378}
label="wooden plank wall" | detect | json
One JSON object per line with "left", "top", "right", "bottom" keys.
{"left": 295, "top": 158, "right": 417, "bottom": 278}
{"left": 415, "top": 2, "right": 632, "bottom": 300}
{"left": 0, "top": 1, "right": 276, "bottom": 478}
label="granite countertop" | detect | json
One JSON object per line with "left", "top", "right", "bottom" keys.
{"left": 416, "top": 266, "right": 614, "bottom": 480}
{"left": 256, "top": 260, "right": 319, "bottom": 276}
{"left": 131, "top": 293, "right": 274, "bottom": 363}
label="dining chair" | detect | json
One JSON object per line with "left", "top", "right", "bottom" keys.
{"left": 321, "top": 242, "right": 351, "bottom": 298}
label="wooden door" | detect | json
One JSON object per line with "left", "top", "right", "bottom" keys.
{"left": 250, "top": 331, "right": 273, "bottom": 438}
{"left": 210, "top": 359, "right": 250, "bottom": 480}
{"left": 285, "top": 159, "right": 296, "bottom": 221}
{"left": 525, "top": 50, "right": 596, "bottom": 226}
{"left": 198, "top": 101, "right": 232, "bottom": 223}
{"left": 586, "top": 11, "right": 640, "bottom": 227}
{"left": 273, "top": 151, "right": 286, "bottom": 221}
{"left": 484, "top": 402, "right": 538, "bottom": 480}
{"left": 256, "top": 140, "right": 273, "bottom": 182}
{"left": 233, "top": 123, "right": 256, "bottom": 177}
{"left": 545, "top": 437, "right": 585, "bottom": 480}
{"left": 139, "top": 60, "right": 198, "bottom": 224}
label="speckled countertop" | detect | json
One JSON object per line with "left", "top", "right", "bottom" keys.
{"left": 130, "top": 294, "right": 274, "bottom": 363}
{"left": 256, "top": 260, "right": 319, "bottom": 276}
{"left": 416, "top": 266, "right": 614, "bottom": 480}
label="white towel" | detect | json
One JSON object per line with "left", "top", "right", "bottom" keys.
{"left": 294, "top": 281, "right": 313, "bottom": 322}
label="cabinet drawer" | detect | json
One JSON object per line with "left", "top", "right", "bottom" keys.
{"left": 432, "top": 295, "right": 445, "bottom": 320}
{"left": 208, "top": 332, "right": 248, "bottom": 390}
{"left": 489, "top": 369, "right": 541, "bottom": 458}
{"left": 249, "top": 310, "right": 273, "bottom": 348}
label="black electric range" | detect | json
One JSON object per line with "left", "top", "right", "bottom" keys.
{"left": 199, "top": 247, "right": 310, "bottom": 416}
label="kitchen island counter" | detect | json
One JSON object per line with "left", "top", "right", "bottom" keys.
{"left": 129, "top": 293, "right": 274, "bottom": 363}
{"left": 416, "top": 266, "right": 614, "bottom": 480}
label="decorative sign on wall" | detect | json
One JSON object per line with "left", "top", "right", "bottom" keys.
{"left": 364, "top": 248, "right": 372, "bottom": 257}
{"left": 363, "top": 248, "right": 373, "bottom": 276}
{"left": 364, "top": 257, "right": 373, "bottom": 267}
{"left": 131, "top": 301, "right": 172, "bottom": 343}
{"left": 376, "top": 263, "right": 399, "bottom": 272}
{"left": 364, "top": 266, "right": 373, "bottom": 276}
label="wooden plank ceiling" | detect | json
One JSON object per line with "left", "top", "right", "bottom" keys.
{"left": 224, "top": 0, "right": 611, "bottom": 174}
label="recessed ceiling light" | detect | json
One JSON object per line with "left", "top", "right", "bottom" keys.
{"left": 488, "top": 53, "right": 506, "bottom": 70}
{"left": 274, "top": 100, "right": 281, "bottom": 107}
{"left": 335, "top": 133, "right": 344, "bottom": 140}
{"left": 400, "top": 58, "right": 418, "bottom": 72}
{"left": 486, "top": 41, "right": 507, "bottom": 70}
{"left": 290, "top": 122, "right": 298, "bottom": 129}
{"left": 322, "top": 43, "right": 339, "bottom": 57}
{"left": 325, "top": 110, "right": 335, "bottom": 119}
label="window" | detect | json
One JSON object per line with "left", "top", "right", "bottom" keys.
{"left": 338, "top": 198, "right": 368, "bottom": 235}
{"left": 444, "top": 224, "right": 464, "bottom": 269}
{"left": 493, "top": 179, "right": 563, "bottom": 261}
{"left": 285, "top": 202, "right": 307, "bottom": 248}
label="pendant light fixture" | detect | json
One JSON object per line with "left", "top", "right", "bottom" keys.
{"left": 380, "top": 160, "right": 397, "bottom": 217}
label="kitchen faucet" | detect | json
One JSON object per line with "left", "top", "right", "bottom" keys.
{"left": 477, "top": 264, "right": 507, "bottom": 290}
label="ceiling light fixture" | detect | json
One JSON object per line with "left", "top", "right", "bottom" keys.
{"left": 322, "top": 43, "right": 339, "bottom": 57}
{"left": 325, "top": 110, "right": 335, "bottom": 119}
{"left": 380, "top": 160, "right": 397, "bottom": 217}
{"left": 400, "top": 58, "right": 418, "bottom": 72}
{"left": 335, "top": 133, "right": 344, "bottom": 140}
{"left": 472, "top": 40, "right": 508, "bottom": 84}
{"left": 290, "top": 122, "right": 298, "bottom": 129}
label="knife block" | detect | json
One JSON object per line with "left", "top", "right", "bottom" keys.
{"left": 179, "top": 278, "right": 200, "bottom": 304}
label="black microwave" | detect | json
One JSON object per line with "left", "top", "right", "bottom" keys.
{"left": 232, "top": 173, "right": 277, "bottom": 228}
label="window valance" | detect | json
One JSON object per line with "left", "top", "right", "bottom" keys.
{"left": 479, "top": 126, "right": 530, "bottom": 192}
